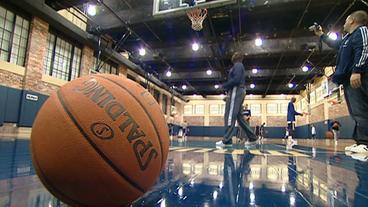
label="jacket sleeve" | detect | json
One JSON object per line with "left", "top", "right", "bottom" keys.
{"left": 291, "top": 104, "right": 303, "bottom": 116}
{"left": 352, "top": 27, "right": 368, "bottom": 73}
{"left": 320, "top": 34, "right": 342, "bottom": 49}
{"left": 222, "top": 64, "right": 244, "bottom": 90}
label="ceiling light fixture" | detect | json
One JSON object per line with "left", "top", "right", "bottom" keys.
{"left": 214, "top": 84, "right": 219, "bottom": 89}
{"left": 302, "top": 65, "right": 309, "bottom": 72}
{"left": 206, "top": 69, "right": 213, "bottom": 75}
{"left": 250, "top": 83, "right": 255, "bottom": 89}
{"left": 192, "top": 42, "right": 199, "bottom": 51}
{"left": 139, "top": 48, "right": 146, "bottom": 56}
{"left": 255, "top": 38, "right": 263, "bottom": 47}
{"left": 87, "top": 4, "right": 97, "bottom": 16}
{"left": 252, "top": 68, "right": 258, "bottom": 74}
{"left": 182, "top": 85, "right": 187, "bottom": 90}
{"left": 288, "top": 83, "right": 294, "bottom": 88}
{"left": 166, "top": 70, "right": 172, "bottom": 77}
{"left": 328, "top": 32, "right": 338, "bottom": 41}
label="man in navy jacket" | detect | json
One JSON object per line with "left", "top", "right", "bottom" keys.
{"left": 313, "top": 10, "right": 368, "bottom": 153}
{"left": 287, "top": 97, "right": 303, "bottom": 144}
{"left": 216, "top": 52, "right": 257, "bottom": 147}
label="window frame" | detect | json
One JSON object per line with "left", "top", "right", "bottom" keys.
{"left": 93, "top": 56, "right": 119, "bottom": 75}
{"left": 0, "top": 4, "right": 30, "bottom": 66}
{"left": 44, "top": 30, "right": 82, "bottom": 81}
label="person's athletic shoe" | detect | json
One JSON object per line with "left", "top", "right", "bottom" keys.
{"left": 345, "top": 144, "right": 358, "bottom": 151}
{"left": 351, "top": 153, "right": 368, "bottom": 162}
{"left": 350, "top": 144, "right": 368, "bottom": 153}
{"left": 216, "top": 140, "right": 232, "bottom": 147}
{"left": 345, "top": 151, "right": 353, "bottom": 156}
{"left": 244, "top": 139, "right": 258, "bottom": 147}
{"left": 288, "top": 138, "right": 297, "bottom": 145}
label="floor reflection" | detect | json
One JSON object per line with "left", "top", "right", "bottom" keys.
{"left": 0, "top": 138, "right": 366, "bottom": 207}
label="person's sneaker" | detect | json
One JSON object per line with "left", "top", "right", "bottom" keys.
{"left": 345, "top": 144, "right": 358, "bottom": 151}
{"left": 288, "top": 138, "right": 297, "bottom": 145}
{"left": 216, "top": 140, "right": 232, "bottom": 147}
{"left": 351, "top": 153, "right": 368, "bottom": 162}
{"left": 345, "top": 151, "right": 353, "bottom": 156}
{"left": 350, "top": 145, "right": 368, "bottom": 153}
{"left": 244, "top": 139, "right": 258, "bottom": 147}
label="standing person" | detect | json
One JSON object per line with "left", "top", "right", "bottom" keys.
{"left": 243, "top": 104, "right": 251, "bottom": 124}
{"left": 182, "top": 120, "right": 189, "bottom": 140}
{"left": 330, "top": 120, "right": 341, "bottom": 142}
{"left": 287, "top": 97, "right": 304, "bottom": 145}
{"left": 168, "top": 122, "right": 174, "bottom": 140}
{"left": 312, "top": 10, "right": 368, "bottom": 153}
{"left": 311, "top": 125, "right": 316, "bottom": 140}
{"left": 216, "top": 52, "right": 258, "bottom": 147}
{"left": 255, "top": 125, "right": 260, "bottom": 139}
{"left": 259, "top": 123, "right": 266, "bottom": 140}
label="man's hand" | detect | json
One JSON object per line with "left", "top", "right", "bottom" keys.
{"left": 350, "top": 73, "right": 362, "bottom": 88}
{"left": 313, "top": 26, "right": 324, "bottom": 37}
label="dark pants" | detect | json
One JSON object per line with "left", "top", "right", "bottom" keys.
{"left": 223, "top": 87, "right": 257, "bottom": 144}
{"left": 287, "top": 122, "right": 296, "bottom": 138}
{"left": 223, "top": 153, "right": 255, "bottom": 206}
{"left": 344, "top": 73, "right": 368, "bottom": 145}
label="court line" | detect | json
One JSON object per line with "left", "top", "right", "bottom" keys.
{"left": 169, "top": 147, "right": 309, "bottom": 157}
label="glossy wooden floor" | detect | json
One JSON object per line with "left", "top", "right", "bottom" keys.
{"left": 0, "top": 133, "right": 367, "bottom": 207}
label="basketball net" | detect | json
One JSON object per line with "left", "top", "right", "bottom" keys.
{"left": 187, "top": 8, "right": 207, "bottom": 31}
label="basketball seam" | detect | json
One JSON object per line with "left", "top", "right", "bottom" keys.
{"left": 95, "top": 75, "right": 165, "bottom": 169}
{"left": 56, "top": 90, "right": 145, "bottom": 193}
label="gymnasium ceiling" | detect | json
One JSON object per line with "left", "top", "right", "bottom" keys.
{"left": 44, "top": 0, "right": 366, "bottom": 96}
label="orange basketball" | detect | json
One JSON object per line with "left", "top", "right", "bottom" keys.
{"left": 31, "top": 74, "right": 169, "bottom": 206}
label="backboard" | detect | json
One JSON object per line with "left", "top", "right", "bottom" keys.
{"left": 153, "top": 0, "right": 237, "bottom": 16}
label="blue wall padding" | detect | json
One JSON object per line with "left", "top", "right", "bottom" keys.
{"left": 0, "top": 85, "right": 358, "bottom": 138}
{"left": 0, "top": 86, "right": 7, "bottom": 125}
{"left": 18, "top": 90, "right": 49, "bottom": 127}
{"left": 4, "top": 87, "right": 22, "bottom": 123}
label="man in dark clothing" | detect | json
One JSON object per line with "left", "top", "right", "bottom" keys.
{"left": 313, "top": 10, "right": 368, "bottom": 153}
{"left": 216, "top": 52, "right": 257, "bottom": 147}
{"left": 259, "top": 122, "right": 266, "bottom": 140}
{"left": 329, "top": 120, "right": 341, "bottom": 142}
{"left": 287, "top": 97, "right": 303, "bottom": 145}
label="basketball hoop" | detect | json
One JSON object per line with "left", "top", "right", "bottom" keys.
{"left": 187, "top": 8, "right": 207, "bottom": 31}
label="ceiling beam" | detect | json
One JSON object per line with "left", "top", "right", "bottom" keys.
{"left": 92, "top": 0, "right": 345, "bottom": 30}
{"left": 136, "top": 36, "right": 333, "bottom": 63}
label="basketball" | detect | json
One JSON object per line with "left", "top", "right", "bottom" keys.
{"left": 31, "top": 74, "right": 169, "bottom": 206}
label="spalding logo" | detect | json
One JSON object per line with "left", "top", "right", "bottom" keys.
{"left": 91, "top": 122, "right": 114, "bottom": 139}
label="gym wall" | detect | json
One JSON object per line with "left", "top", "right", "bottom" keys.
{"left": 0, "top": 3, "right": 184, "bottom": 128}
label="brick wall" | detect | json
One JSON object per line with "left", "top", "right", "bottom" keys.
{"left": 209, "top": 116, "right": 223, "bottom": 126}
{"left": 80, "top": 46, "right": 94, "bottom": 77}
{"left": 23, "top": 17, "right": 49, "bottom": 93}
{"left": 296, "top": 115, "right": 308, "bottom": 126}
{"left": 186, "top": 116, "right": 204, "bottom": 126}
{"left": 310, "top": 104, "right": 325, "bottom": 123}
{"left": 174, "top": 102, "right": 184, "bottom": 123}
{"left": 0, "top": 70, "right": 23, "bottom": 89}
{"left": 328, "top": 98, "right": 350, "bottom": 120}
{"left": 250, "top": 116, "right": 262, "bottom": 127}
{"left": 119, "top": 64, "right": 128, "bottom": 77}
{"left": 267, "top": 116, "right": 286, "bottom": 127}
